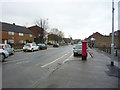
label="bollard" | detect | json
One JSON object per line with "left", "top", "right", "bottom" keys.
{"left": 116, "top": 50, "right": 117, "bottom": 56}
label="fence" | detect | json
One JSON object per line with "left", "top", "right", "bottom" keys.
{"left": 98, "top": 47, "right": 119, "bottom": 57}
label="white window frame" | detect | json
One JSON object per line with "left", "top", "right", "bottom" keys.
{"left": 29, "top": 34, "right": 33, "bottom": 37}
{"left": 19, "top": 33, "right": 24, "bottom": 36}
{"left": 8, "top": 39, "right": 14, "bottom": 43}
{"left": 19, "top": 40, "right": 24, "bottom": 43}
{"left": 8, "top": 31, "right": 14, "bottom": 35}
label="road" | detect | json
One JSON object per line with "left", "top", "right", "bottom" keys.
{"left": 2, "top": 45, "right": 73, "bottom": 88}
{"left": 2, "top": 45, "right": 119, "bottom": 88}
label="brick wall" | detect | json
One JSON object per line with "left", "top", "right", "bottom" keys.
{"left": 2, "top": 31, "right": 35, "bottom": 44}
{"left": 95, "top": 36, "right": 119, "bottom": 48}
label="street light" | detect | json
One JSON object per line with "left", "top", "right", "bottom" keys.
{"left": 111, "top": 0, "right": 115, "bottom": 66}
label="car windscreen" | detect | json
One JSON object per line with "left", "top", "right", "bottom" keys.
{"left": 75, "top": 45, "right": 82, "bottom": 49}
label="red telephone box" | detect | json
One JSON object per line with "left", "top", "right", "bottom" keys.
{"left": 82, "top": 41, "right": 88, "bottom": 60}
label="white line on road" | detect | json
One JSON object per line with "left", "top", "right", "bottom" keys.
{"left": 62, "top": 54, "right": 73, "bottom": 64}
{"left": 41, "top": 52, "right": 71, "bottom": 68}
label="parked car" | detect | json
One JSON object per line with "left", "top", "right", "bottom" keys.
{"left": 23, "top": 43, "right": 39, "bottom": 52}
{"left": 73, "top": 44, "right": 88, "bottom": 56}
{"left": 0, "top": 44, "right": 14, "bottom": 55}
{"left": 37, "top": 44, "right": 47, "bottom": 50}
{"left": 73, "top": 44, "right": 82, "bottom": 56}
{"left": 0, "top": 49, "right": 9, "bottom": 62}
{"left": 53, "top": 43, "right": 59, "bottom": 47}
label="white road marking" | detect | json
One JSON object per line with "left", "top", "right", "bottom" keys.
{"left": 41, "top": 52, "right": 71, "bottom": 68}
{"left": 62, "top": 54, "right": 73, "bottom": 64}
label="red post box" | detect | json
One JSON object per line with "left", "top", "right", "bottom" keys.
{"left": 82, "top": 41, "right": 88, "bottom": 60}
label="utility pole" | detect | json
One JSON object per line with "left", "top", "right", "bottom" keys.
{"left": 111, "top": 0, "right": 115, "bottom": 66}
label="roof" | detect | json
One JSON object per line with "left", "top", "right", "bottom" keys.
{"left": 0, "top": 22, "right": 33, "bottom": 34}
{"left": 86, "top": 32, "right": 103, "bottom": 40}
{"left": 28, "top": 25, "right": 44, "bottom": 30}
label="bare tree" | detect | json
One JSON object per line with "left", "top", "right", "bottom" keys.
{"left": 34, "top": 18, "right": 49, "bottom": 43}
{"left": 35, "top": 18, "right": 48, "bottom": 30}
{"left": 49, "top": 28, "right": 65, "bottom": 42}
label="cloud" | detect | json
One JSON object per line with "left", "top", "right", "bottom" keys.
{"left": 1, "top": 0, "right": 119, "bottom": 39}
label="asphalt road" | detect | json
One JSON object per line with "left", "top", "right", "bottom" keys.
{"left": 2, "top": 45, "right": 74, "bottom": 88}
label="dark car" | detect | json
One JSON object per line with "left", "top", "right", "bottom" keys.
{"left": 53, "top": 43, "right": 59, "bottom": 47}
{"left": 37, "top": 44, "right": 47, "bottom": 50}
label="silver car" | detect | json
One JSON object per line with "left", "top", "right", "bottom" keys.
{"left": 0, "top": 44, "right": 14, "bottom": 55}
{"left": 73, "top": 44, "right": 82, "bottom": 56}
{"left": 73, "top": 44, "right": 88, "bottom": 56}
{"left": 0, "top": 49, "right": 9, "bottom": 62}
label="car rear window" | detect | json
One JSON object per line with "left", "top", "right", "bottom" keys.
{"left": 25, "top": 44, "right": 31, "bottom": 46}
{"left": 75, "top": 45, "right": 82, "bottom": 49}
{"left": 42, "top": 44, "right": 45, "bottom": 46}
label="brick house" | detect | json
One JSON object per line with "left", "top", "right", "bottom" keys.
{"left": 0, "top": 22, "right": 35, "bottom": 44}
{"left": 86, "top": 31, "right": 120, "bottom": 49}
{"left": 85, "top": 32, "right": 103, "bottom": 41}
{"left": 85, "top": 32, "right": 103, "bottom": 48}
{"left": 28, "top": 25, "right": 44, "bottom": 43}
{"left": 95, "top": 35, "right": 118, "bottom": 48}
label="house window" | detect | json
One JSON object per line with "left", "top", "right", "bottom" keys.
{"left": 8, "top": 31, "right": 14, "bottom": 35}
{"left": 8, "top": 40, "right": 14, "bottom": 43}
{"left": 29, "top": 34, "right": 32, "bottom": 37}
{"left": 19, "top": 40, "right": 24, "bottom": 43}
{"left": 19, "top": 33, "right": 24, "bottom": 36}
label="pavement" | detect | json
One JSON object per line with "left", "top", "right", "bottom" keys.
{"left": 35, "top": 48, "right": 119, "bottom": 88}
{"left": 94, "top": 48, "right": 120, "bottom": 69}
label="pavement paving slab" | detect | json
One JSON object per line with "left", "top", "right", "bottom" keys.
{"left": 35, "top": 48, "right": 119, "bottom": 88}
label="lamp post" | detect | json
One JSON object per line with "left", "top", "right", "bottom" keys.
{"left": 111, "top": 0, "right": 115, "bottom": 66}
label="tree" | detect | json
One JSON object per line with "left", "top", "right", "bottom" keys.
{"left": 35, "top": 18, "right": 48, "bottom": 30}
{"left": 34, "top": 18, "right": 48, "bottom": 43}
{"left": 50, "top": 28, "right": 64, "bottom": 39}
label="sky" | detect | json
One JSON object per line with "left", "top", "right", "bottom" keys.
{"left": 0, "top": 0, "right": 119, "bottom": 39}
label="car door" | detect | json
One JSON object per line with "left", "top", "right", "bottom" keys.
{"left": 34, "top": 44, "right": 38, "bottom": 50}
{"left": 32, "top": 43, "right": 36, "bottom": 50}
{"left": 5, "top": 45, "right": 11, "bottom": 54}
{"left": 8, "top": 44, "right": 13, "bottom": 54}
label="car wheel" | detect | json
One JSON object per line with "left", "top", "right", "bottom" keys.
{"left": 0, "top": 53, "right": 5, "bottom": 62}
{"left": 11, "top": 52, "right": 14, "bottom": 55}
{"left": 23, "top": 50, "right": 26, "bottom": 52}
{"left": 31, "top": 49, "right": 34, "bottom": 52}
{"left": 74, "top": 53, "right": 76, "bottom": 56}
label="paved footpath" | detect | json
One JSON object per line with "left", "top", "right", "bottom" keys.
{"left": 35, "top": 48, "right": 119, "bottom": 88}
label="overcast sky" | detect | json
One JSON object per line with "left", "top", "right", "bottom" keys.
{"left": 0, "top": 0, "right": 119, "bottom": 39}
